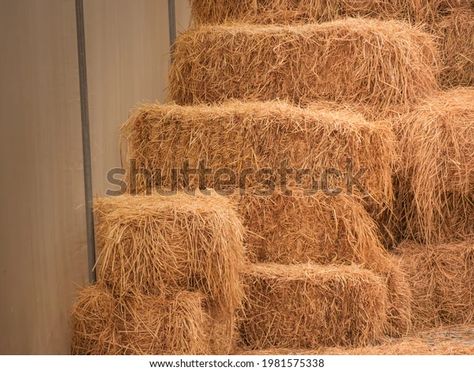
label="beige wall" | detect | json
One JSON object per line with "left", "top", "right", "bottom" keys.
{"left": 0, "top": 0, "right": 191, "bottom": 354}
{"left": 86, "top": 0, "right": 191, "bottom": 195}
{"left": 0, "top": 0, "right": 88, "bottom": 354}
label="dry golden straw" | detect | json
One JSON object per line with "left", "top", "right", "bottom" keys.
{"left": 122, "top": 100, "right": 396, "bottom": 208}
{"left": 169, "top": 19, "right": 439, "bottom": 113}
{"left": 190, "top": 0, "right": 470, "bottom": 25}
{"left": 435, "top": 8, "right": 474, "bottom": 87}
{"left": 239, "top": 263, "right": 388, "bottom": 349}
{"left": 396, "top": 88, "right": 474, "bottom": 243}
{"left": 71, "top": 285, "right": 211, "bottom": 355}
{"left": 397, "top": 240, "right": 474, "bottom": 330}
{"left": 94, "top": 193, "right": 245, "bottom": 316}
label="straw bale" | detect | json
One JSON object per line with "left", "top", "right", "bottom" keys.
{"left": 71, "top": 286, "right": 212, "bottom": 355}
{"left": 169, "top": 19, "right": 438, "bottom": 113}
{"left": 190, "top": 0, "right": 471, "bottom": 25}
{"left": 396, "top": 88, "right": 474, "bottom": 243}
{"left": 239, "top": 263, "right": 388, "bottom": 349}
{"left": 435, "top": 8, "right": 474, "bottom": 87}
{"left": 122, "top": 101, "right": 395, "bottom": 207}
{"left": 397, "top": 240, "right": 474, "bottom": 330}
{"left": 71, "top": 285, "right": 119, "bottom": 355}
{"left": 94, "top": 193, "right": 245, "bottom": 315}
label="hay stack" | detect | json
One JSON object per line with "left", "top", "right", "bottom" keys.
{"left": 239, "top": 263, "right": 388, "bottom": 349}
{"left": 94, "top": 193, "right": 245, "bottom": 315}
{"left": 396, "top": 88, "right": 474, "bottom": 243}
{"left": 123, "top": 101, "right": 395, "bottom": 206}
{"left": 71, "top": 286, "right": 211, "bottom": 355}
{"left": 190, "top": 0, "right": 470, "bottom": 25}
{"left": 169, "top": 19, "right": 438, "bottom": 113}
{"left": 397, "top": 240, "right": 474, "bottom": 330}
{"left": 435, "top": 8, "right": 474, "bottom": 87}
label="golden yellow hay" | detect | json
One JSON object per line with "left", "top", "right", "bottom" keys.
{"left": 71, "top": 285, "right": 119, "bottom": 355}
{"left": 239, "top": 263, "right": 389, "bottom": 349}
{"left": 233, "top": 190, "right": 411, "bottom": 336}
{"left": 71, "top": 286, "right": 211, "bottom": 355}
{"left": 396, "top": 88, "right": 474, "bottom": 243}
{"left": 397, "top": 240, "right": 474, "bottom": 330}
{"left": 122, "top": 101, "right": 396, "bottom": 207}
{"left": 169, "top": 19, "right": 439, "bottom": 113}
{"left": 236, "top": 191, "right": 388, "bottom": 267}
{"left": 239, "top": 325, "right": 474, "bottom": 354}
{"left": 94, "top": 193, "right": 245, "bottom": 316}
{"left": 435, "top": 8, "right": 474, "bottom": 87}
{"left": 190, "top": 0, "right": 470, "bottom": 25}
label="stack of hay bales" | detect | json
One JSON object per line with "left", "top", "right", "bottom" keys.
{"left": 72, "top": 0, "right": 474, "bottom": 355}
{"left": 393, "top": 87, "right": 474, "bottom": 331}
{"left": 72, "top": 193, "right": 245, "bottom": 354}
{"left": 190, "top": 0, "right": 473, "bottom": 87}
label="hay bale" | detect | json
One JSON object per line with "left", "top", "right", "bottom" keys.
{"left": 397, "top": 240, "right": 474, "bottom": 330}
{"left": 71, "top": 286, "right": 212, "bottom": 355}
{"left": 435, "top": 8, "right": 474, "bottom": 87}
{"left": 190, "top": 0, "right": 470, "bottom": 25}
{"left": 118, "top": 291, "right": 210, "bottom": 355}
{"left": 239, "top": 263, "right": 388, "bottom": 349}
{"left": 71, "top": 285, "right": 119, "bottom": 355}
{"left": 396, "top": 88, "right": 474, "bottom": 243}
{"left": 236, "top": 191, "right": 389, "bottom": 268}
{"left": 169, "top": 19, "right": 438, "bottom": 113}
{"left": 94, "top": 193, "right": 245, "bottom": 315}
{"left": 122, "top": 101, "right": 396, "bottom": 207}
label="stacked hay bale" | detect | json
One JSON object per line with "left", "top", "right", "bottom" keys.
{"left": 169, "top": 19, "right": 439, "bottom": 118}
{"left": 72, "top": 193, "right": 245, "bottom": 354}
{"left": 396, "top": 88, "right": 474, "bottom": 244}
{"left": 190, "top": 0, "right": 473, "bottom": 87}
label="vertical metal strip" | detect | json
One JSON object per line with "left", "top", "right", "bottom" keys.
{"left": 75, "top": 0, "right": 96, "bottom": 283}
{"left": 168, "top": 0, "right": 177, "bottom": 60}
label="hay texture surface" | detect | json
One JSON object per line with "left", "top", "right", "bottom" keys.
{"left": 190, "top": 0, "right": 471, "bottom": 25}
{"left": 237, "top": 191, "right": 411, "bottom": 337}
{"left": 435, "top": 8, "right": 474, "bottom": 87}
{"left": 72, "top": 286, "right": 210, "bottom": 355}
{"left": 397, "top": 240, "right": 474, "bottom": 330}
{"left": 94, "top": 193, "right": 245, "bottom": 315}
{"left": 239, "top": 263, "right": 388, "bottom": 349}
{"left": 123, "top": 101, "right": 395, "bottom": 207}
{"left": 237, "top": 191, "right": 388, "bottom": 268}
{"left": 169, "top": 19, "right": 438, "bottom": 113}
{"left": 396, "top": 88, "right": 474, "bottom": 243}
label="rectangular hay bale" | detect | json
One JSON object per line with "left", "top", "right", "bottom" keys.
{"left": 169, "top": 19, "right": 438, "bottom": 113}
{"left": 71, "top": 286, "right": 212, "bottom": 355}
{"left": 123, "top": 101, "right": 395, "bottom": 208}
{"left": 94, "top": 193, "right": 245, "bottom": 315}
{"left": 397, "top": 240, "right": 474, "bottom": 330}
{"left": 396, "top": 88, "right": 474, "bottom": 243}
{"left": 239, "top": 263, "right": 388, "bottom": 349}
{"left": 190, "top": 0, "right": 471, "bottom": 25}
